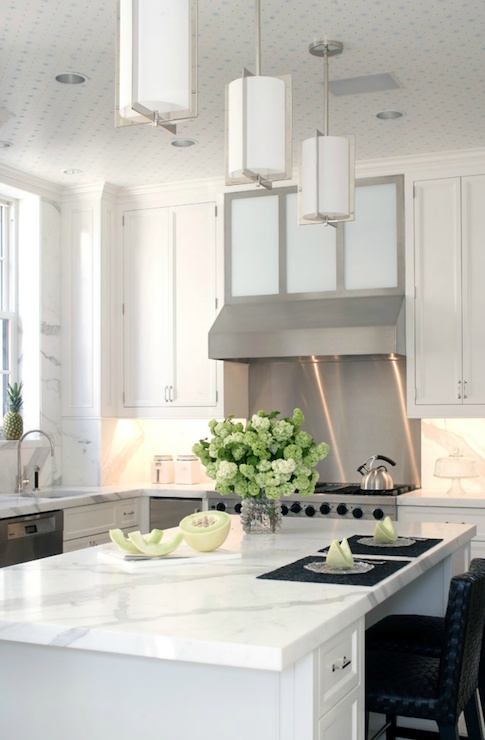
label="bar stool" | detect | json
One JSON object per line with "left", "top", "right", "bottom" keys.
{"left": 365, "top": 560, "right": 485, "bottom": 740}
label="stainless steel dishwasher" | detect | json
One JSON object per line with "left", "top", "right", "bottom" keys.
{"left": 0, "top": 510, "right": 63, "bottom": 567}
{"left": 149, "top": 497, "right": 202, "bottom": 530}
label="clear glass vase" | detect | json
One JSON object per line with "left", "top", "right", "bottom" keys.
{"left": 240, "top": 493, "right": 282, "bottom": 534}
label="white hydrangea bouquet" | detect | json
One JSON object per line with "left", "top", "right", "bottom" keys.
{"left": 192, "top": 408, "right": 330, "bottom": 500}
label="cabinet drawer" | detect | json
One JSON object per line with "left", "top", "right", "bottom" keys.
{"left": 319, "top": 686, "right": 362, "bottom": 740}
{"left": 398, "top": 506, "right": 485, "bottom": 536}
{"left": 63, "top": 502, "right": 117, "bottom": 540}
{"left": 116, "top": 499, "right": 139, "bottom": 528}
{"left": 63, "top": 531, "right": 112, "bottom": 552}
{"left": 319, "top": 620, "right": 361, "bottom": 716}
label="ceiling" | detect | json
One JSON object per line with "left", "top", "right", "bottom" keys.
{"left": 1, "top": 0, "right": 484, "bottom": 190}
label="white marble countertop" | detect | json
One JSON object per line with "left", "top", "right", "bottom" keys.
{"left": 0, "top": 517, "right": 474, "bottom": 672}
{"left": 0, "top": 482, "right": 215, "bottom": 518}
{"left": 398, "top": 488, "right": 485, "bottom": 506}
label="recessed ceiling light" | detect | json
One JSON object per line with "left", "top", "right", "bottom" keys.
{"left": 55, "top": 73, "right": 87, "bottom": 85}
{"left": 62, "top": 168, "right": 83, "bottom": 175}
{"left": 376, "top": 110, "right": 403, "bottom": 120}
{"left": 0, "top": 141, "right": 13, "bottom": 149}
{"left": 171, "top": 138, "right": 197, "bottom": 148}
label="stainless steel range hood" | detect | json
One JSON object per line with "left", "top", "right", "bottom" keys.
{"left": 209, "top": 294, "right": 405, "bottom": 361}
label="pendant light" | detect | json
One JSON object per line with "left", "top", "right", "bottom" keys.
{"left": 225, "top": 0, "right": 292, "bottom": 189}
{"left": 115, "top": 0, "right": 197, "bottom": 134}
{"left": 299, "top": 40, "right": 355, "bottom": 225}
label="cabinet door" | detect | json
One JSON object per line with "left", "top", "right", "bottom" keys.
{"left": 123, "top": 208, "right": 171, "bottom": 408}
{"left": 170, "top": 203, "right": 218, "bottom": 407}
{"left": 462, "top": 175, "right": 485, "bottom": 405}
{"left": 413, "top": 179, "right": 462, "bottom": 405}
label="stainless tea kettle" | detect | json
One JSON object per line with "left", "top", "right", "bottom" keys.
{"left": 357, "top": 455, "right": 396, "bottom": 490}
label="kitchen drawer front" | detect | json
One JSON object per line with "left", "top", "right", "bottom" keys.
{"left": 319, "top": 686, "right": 362, "bottom": 740}
{"left": 319, "top": 620, "right": 362, "bottom": 716}
{"left": 63, "top": 532, "right": 112, "bottom": 552}
{"left": 63, "top": 502, "right": 117, "bottom": 540}
{"left": 63, "top": 526, "right": 139, "bottom": 553}
{"left": 116, "top": 498, "right": 139, "bottom": 529}
{"left": 398, "top": 506, "right": 485, "bottom": 536}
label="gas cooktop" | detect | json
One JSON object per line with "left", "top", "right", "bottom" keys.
{"left": 313, "top": 483, "right": 417, "bottom": 497}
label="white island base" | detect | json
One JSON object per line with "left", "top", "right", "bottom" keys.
{"left": 0, "top": 518, "right": 474, "bottom": 740}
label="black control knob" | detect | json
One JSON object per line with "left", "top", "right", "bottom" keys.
{"left": 305, "top": 505, "right": 316, "bottom": 517}
{"left": 216, "top": 502, "right": 226, "bottom": 512}
{"left": 320, "top": 503, "right": 331, "bottom": 516}
{"left": 290, "top": 502, "right": 302, "bottom": 514}
{"left": 281, "top": 504, "right": 289, "bottom": 516}
{"left": 336, "top": 504, "right": 348, "bottom": 516}
{"left": 234, "top": 502, "right": 242, "bottom": 514}
{"left": 352, "top": 507, "right": 363, "bottom": 519}
{"left": 373, "top": 508, "right": 384, "bottom": 520}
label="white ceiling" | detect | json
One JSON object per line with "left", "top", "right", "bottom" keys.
{"left": 1, "top": 0, "right": 484, "bottom": 189}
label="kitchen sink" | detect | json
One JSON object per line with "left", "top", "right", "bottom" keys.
{"left": 34, "top": 489, "right": 95, "bottom": 499}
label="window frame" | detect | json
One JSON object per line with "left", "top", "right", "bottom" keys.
{"left": 0, "top": 197, "right": 18, "bottom": 421}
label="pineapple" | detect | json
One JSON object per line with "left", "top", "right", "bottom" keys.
{"left": 2, "top": 381, "right": 23, "bottom": 440}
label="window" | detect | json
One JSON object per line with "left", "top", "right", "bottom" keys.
{"left": 0, "top": 198, "right": 16, "bottom": 419}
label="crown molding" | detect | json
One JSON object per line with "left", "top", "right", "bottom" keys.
{"left": 0, "top": 163, "right": 62, "bottom": 201}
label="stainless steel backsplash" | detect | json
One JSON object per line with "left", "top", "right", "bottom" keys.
{"left": 248, "top": 356, "right": 421, "bottom": 486}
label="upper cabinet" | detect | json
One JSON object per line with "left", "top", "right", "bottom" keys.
{"left": 408, "top": 175, "right": 485, "bottom": 416}
{"left": 225, "top": 175, "right": 404, "bottom": 302}
{"left": 122, "top": 202, "right": 219, "bottom": 417}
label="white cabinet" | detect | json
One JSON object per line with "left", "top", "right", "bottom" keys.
{"left": 226, "top": 176, "right": 403, "bottom": 300}
{"left": 398, "top": 504, "right": 485, "bottom": 558}
{"left": 409, "top": 175, "right": 485, "bottom": 416}
{"left": 63, "top": 497, "right": 141, "bottom": 552}
{"left": 293, "top": 619, "right": 364, "bottom": 740}
{"left": 122, "top": 202, "right": 218, "bottom": 416}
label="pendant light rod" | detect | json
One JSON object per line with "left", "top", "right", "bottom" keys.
{"left": 309, "top": 40, "right": 343, "bottom": 137}
{"left": 255, "top": 0, "right": 261, "bottom": 76}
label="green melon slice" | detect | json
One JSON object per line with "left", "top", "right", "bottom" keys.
{"left": 179, "top": 511, "right": 231, "bottom": 552}
{"left": 128, "top": 530, "right": 184, "bottom": 557}
{"left": 109, "top": 528, "right": 140, "bottom": 554}
{"left": 374, "top": 515, "right": 399, "bottom": 543}
{"left": 326, "top": 538, "right": 354, "bottom": 568}
{"left": 109, "top": 528, "right": 166, "bottom": 554}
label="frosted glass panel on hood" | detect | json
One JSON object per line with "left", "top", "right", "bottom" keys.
{"left": 231, "top": 196, "right": 279, "bottom": 297}
{"left": 286, "top": 193, "right": 337, "bottom": 293}
{"left": 344, "top": 183, "right": 397, "bottom": 289}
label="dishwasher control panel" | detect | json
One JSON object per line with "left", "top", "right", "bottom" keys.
{"left": 7, "top": 513, "right": 60, "bottom": 540}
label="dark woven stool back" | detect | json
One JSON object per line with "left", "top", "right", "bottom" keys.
{"left": 436, "top": 559, "right": 485, "bottom": 724}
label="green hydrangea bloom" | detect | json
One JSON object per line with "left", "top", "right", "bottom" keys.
{"left": 192, "top": 409, "right": 330, "bottom": 499}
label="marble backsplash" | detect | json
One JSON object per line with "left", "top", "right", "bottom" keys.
{"left": 421, "top": 418, "right": 485, "bottom": 492}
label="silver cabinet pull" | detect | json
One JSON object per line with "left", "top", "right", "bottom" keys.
{"left": 164, "top": 385, "right": 169, "bottom": 402}
{"left": 457, "top": 379, "right": 462, "bottom": 399}
{"left": 169, "top": 385, "right": 174, "bottom": 402}
{"left": 463, "top": 379, "right": 468, "bottom": 399}
{"left": 332, "top": 656, "right": 351, "bottom": 672}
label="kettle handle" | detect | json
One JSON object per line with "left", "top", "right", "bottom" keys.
{"left": 375, "top": 455, "right": 396, "bottom": 467}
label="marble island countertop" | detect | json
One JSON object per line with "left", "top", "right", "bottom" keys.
{"left": 0, "top": 517, "right": 475, "bottom": 672}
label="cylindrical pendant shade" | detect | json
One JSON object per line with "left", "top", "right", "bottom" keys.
{"left": 227, "top": 75, "right": 287, "bottom": 179}
{"left": 301, "top": 135, "right": 351, "bottom": 221}
{"left": 119, "top": 0, "right": 194, "bottom": 124}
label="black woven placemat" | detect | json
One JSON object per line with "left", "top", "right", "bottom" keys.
{"left": 319, "top": 535, "right": 442, "bottom": 558}
{"left": 257, "top": 555, "right": 411, "bottom": 586}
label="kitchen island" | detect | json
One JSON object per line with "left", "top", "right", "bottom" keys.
{"left": 0, "top": 517, "right": 475, "bottom": 740}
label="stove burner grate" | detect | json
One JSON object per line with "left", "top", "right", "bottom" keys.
{"left": 313, "top": 483, "right": 417, "bottom": 497}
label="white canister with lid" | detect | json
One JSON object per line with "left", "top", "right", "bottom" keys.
{"left": 151, "top": 455, "right": 174, "bottom": 484}
{"left": 175, "top": 454, "right": 201, "bottom": 485}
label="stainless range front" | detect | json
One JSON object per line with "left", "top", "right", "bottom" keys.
{"left": 206, "top": 484, "right": 416, "bottom": 522}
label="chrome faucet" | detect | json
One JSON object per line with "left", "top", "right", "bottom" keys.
{"left": 16, "top": 429, "right": 55, "bottom": 494}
